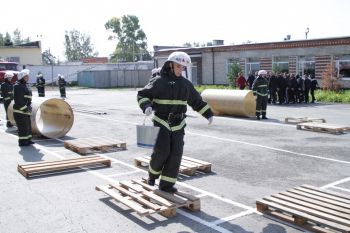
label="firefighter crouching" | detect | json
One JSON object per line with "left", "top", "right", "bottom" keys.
{"left": 1, "top": 71, "right": 14, "bottom": 128}
{"left": 137, "top": 51, "right": 214, "bottom": 193}
{"left": 252, "top": 70, "right": 269, "bottom": 120}
{"left": 13, "top": 69, "right": 34, "bottom": 146}
{"left": 36, "top": 72, "right": 46, "bottom": 97}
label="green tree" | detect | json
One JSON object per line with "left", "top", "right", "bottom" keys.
{"left": 272, "top": 63, "right": 281, "bottom": 74}
{"left": 105, "top": 15, "right": 148, "bottom": 62}
{"left": 64, "top": 29, "right": 98, "bottom": 61}
{"left": 42, "top": 49, "right": 57, "bottom": 65}
{"left": 12, "top": 28, "right": 30, "bottom": 45}
{"left": 227, "top": 63, "right": 242, "bottom": 87}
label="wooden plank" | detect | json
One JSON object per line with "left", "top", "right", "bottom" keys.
{"left": 19, "top": 155, "right": 102, "bottom": 168}
{"left": 301, "top": 185, "right": 350, "bottom": 201}
{"left": 183, "top": 156, "right": 211, "bottom": 166}
{"left": 97, "top": 185, "right": 149, "bottom": 216}
{"left": 271, "top": 194, "right": 350, "bottom": 221}
{"left": 287, "top": 189, "right": 350, "bottom": 209}
{"left": 154, "top": 189, "right": 187, "bottom": 205}
{"left": 110, "top": 184, "right": 162, "bottom": 211}
{"left": 295, "top": 187, "right": 350, "bottom": 205}
{"left": 279, "top": 191, "right": 350, "bottom": 214}
{"left": 257, "top": 199, "right": 350, "bottom": 232}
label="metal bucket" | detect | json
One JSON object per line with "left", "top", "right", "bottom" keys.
{"left": 136, "top": 117, "right": 160, "bottom": 148}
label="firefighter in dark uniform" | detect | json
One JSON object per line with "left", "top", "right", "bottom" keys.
{"left": 13, "top": 69, "right": 34, "bottom": 146}
{"left": 1, "top": 72, "right": 14, "bottom": 128}
{"left": 137, "top": 51, "right": 213, "bottom": 193}
{"left": 36, "top": 72, "right": 46, "bottom": 97}
{"left": 252, "top": 70, "right": 269, "bottom": 120}
{"left": 58, "top": 74, "right": 66, "bottom": 98}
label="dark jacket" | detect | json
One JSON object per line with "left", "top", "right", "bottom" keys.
{"left": 137, "top": 66, "right": 213, "bottom": 131}
{"left": 13, "top": 79, "right": 32, "bottom": 115}
{"left": 252, "top": 76, "right": 269, "bottom": 97}
{"left": 1, "top": 80, "right": 13, "bottom": 102}
{"left": 36, "top": 77, "right": 45, "bottom": 87}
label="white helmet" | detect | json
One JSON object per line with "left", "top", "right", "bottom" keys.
{"left": 258, "top": 70, "right": 267, "bottom": 76}
{"left": 167, "top": 51, "right": 191, "bottom": 67}
{"left": 19, "top": 69, "right": 30, "bottom": 79}
{"left": 4, "top": 71, "right": 14, "bottom": 80}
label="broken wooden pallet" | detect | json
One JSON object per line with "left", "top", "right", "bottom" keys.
{"left": 96, "top": 179, "right": 200, "bottom": 217}
{"left": 256, "top": 184, "right": 350, "bottom": 233}
{"left": 297, "top": 122, "right": 350, "bottom": 134}
{"left": 285, "top": 117, "right": 326, "bottom": 124}
{"left": 134, "top": 155, "right": 212, "bottom": 176}
{"left": 18, "top": 155, "right": 111, "bottom": 178}
{"left": 64, "top": 136, "right": 126, "bottom": 155}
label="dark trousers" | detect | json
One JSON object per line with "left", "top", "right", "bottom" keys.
{"left": 149, "top": 126, "right": 184, "bottom": 189}
{"left": 37, "top": 87, "right": 45, "bottom": 97}
{"left": 310, "top": 89, "right": 316, "bottom": 102}
{"left": 3, "top": 100, "right": 12, "bottom": 126}
{"left": 59, "top": 88, "right": 66, "bottom": 97}
{"left": 13, "top": 112, "right": 32, "bottom": 145}
{"left": 278, "top": 88, "right": 285, "bottom": 104}
{"left": 304, "top": 89, "right": 310, "bottom": 103}
{"left": 256, "top": 96, "right": 268, "bottom": 117}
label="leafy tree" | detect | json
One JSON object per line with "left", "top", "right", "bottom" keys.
{"left": 227, "top": 63, "right": 242, "bottom": 87}
{"left": 272, "top": 63, "right": 281, "bottom": 74}
{"left": 105, "top": 15, "right": 148, "bottom": 62}
{"left": 42, "top": 49, "right": 57, "bottom": 65}
{"left": 12, "top": 28, "right": 30, "bottom": 45}
{"left": 321, "top": 63, "right": 342, "bottom": 92}
{"left": 64, "top": 29, "right": 98, "bottom": 61}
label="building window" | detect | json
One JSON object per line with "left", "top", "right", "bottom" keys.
{"left": 246, "top": 58, "right": 260, "bottom": 75}
{"left": 273, "top": 56, "right": 288, "bottom": 73}
{"left": 334, "top": 55, "right": 350, "bottom": 80}
{"left": 6, "top": 57, "right": 20, "bottom": 63}
{"left": 298, "top": 56, "right": 315, "bottom": 77}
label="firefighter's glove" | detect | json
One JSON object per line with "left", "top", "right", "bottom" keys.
{"left": 144, "top": 107, "right": 152, "bottom": 116}
{"left": 208, "top": 116, "right": 213, "bottom": 125}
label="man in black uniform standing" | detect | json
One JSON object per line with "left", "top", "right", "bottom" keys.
{"left": 1, "top": 72, "right": 14, "bottom": 128}
{"left": 36, "top": 72, "right": 46, "bottom": 97}
{"left": 252, "top": 70, "right": 269, "bottom": 120}
{"left": 137, "top": 51, "right": 213, "bottom": 193}
{"left": 58, "top": 74, "right": 67, "bottom": 98}
{"left": 13, "top": 69, "right": 34, "bottom": 146}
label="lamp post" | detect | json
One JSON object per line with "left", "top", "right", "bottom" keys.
{"left": 305, "top": 28, "right": 309, "bottom": 39}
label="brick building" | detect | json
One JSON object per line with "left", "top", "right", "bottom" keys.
{"left": 153, "top": 36, "right": 350, "bottom": 88}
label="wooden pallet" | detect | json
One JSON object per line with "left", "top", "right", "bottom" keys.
{"left": 18, "top": 155, "right": 111, "bottom": 178}
{"left": 64, "top": 136, "right": 126, "bottom": 155}
{"left": 96, "top": 179, "right": 200, "bottom": 217}
{"left": 285, "top": 117, "right": 326, "bottom": 124}
{"left": 256, "top": 184, "right": 350, "bottom": 233}
{"left": 134, "top": 156, "right": 212, "bottom": 176}
{"left": 297, "top": 122, "right": 350, "bottom": 134}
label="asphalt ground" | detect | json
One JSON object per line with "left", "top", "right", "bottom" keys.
{"left": 1, "top": 88, "right": 349, "bottom": 233}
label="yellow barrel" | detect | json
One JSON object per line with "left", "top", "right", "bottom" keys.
{"left": 8, "top": 98, "right": 74, "bottom": 138}
{"left": 201, "top": 89, "right": 256, "bottom": 117}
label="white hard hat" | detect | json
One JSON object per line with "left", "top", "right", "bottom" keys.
{"left": 258, "top": 70, "right": 267, "bottom": 76}
{"left": 4, "top": 71, "right": 14, "bottom": 80}
{"left": 167, "top": 51, "right": 191, "bottom": 67}
{"left": 19, "top": 69, "right": 30, "bottom": 79}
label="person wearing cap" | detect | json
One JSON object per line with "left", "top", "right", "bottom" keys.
{"left": 252, "top": 70, "right": 269, "bottom": 120}
{"left": 36, "top": 72, "right": 46, "bottom": 97}
{"left": 1, "top": 72, "right": 14, "bottom": 127}
{"left": 58, "top": 74, "right": 67, "bottom": 98}
{"left": 137, "top": 51, "right": 214, "bottom": 193}
{"left": 13, "top": 69, "right": 34, "bottom": 146}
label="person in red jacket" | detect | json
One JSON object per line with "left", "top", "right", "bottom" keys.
{"left": 236, "top": 72, "right": 247, "bottom": 90}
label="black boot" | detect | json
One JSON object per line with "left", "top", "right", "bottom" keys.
{"left": 256, "top": 115, "right": 261, "bottom": 120}
{"left": 262, "top": 115, "right": 268, "bottom": 120}
{"left": 160, "top": 186, "right": 178, "bottom": 193}
{"left": 6, "top": 122, "right": 13, "bottom": 128}
{"left": 147, "top": 178, "right": 155, "bottom": 186}
{"left": 28, "top": 140, "right": 35, "bottom": 145}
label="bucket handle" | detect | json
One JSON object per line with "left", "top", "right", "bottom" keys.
{"left": 143, "top": 114, "right": 152, "bottom": 126}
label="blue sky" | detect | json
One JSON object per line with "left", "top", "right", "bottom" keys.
{"left": 2, "top": 0, "right": 350, "bottom": 60}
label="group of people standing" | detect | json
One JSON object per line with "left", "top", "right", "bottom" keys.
{"left": 238, "top": 71, "right": 319, "bottom": 104}
{"left": 1, "top": 70, "right": 67, "bottom": 146}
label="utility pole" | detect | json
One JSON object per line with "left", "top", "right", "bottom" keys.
{"left": 305, "top": 28, "right": 309, "bottom": 39}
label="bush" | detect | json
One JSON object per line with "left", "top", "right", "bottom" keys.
{"left": 227, "top": 63, "right": 241, "bottom": 87}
